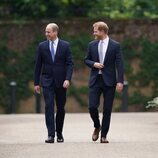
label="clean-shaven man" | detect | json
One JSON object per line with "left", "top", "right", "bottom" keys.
{"left": 34, "top": 23, "right": 74, "bottom": 143}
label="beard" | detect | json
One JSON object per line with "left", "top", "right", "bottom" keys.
{"left": 94, "top": 35, "right": 102, "bottom": 40}
{"left": 46, "top": 36, "right": 50, "bottom": 40}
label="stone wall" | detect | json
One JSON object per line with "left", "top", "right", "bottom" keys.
{"left": 1, "top": 19, "right": 158, "bottom": 52}
{"left": 1, "top": 19, "right": 158, "bottom": 113}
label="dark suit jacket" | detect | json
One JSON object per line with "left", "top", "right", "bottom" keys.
{"left": 34, "top": 39, "right": 74, "bottom": 88}
{"left": 84, "top": 38, "right": 124, "bottom": 87}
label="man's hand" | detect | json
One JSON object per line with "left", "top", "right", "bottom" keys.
{"left": 63, "top": 80, "right": 70, "bottom": 89}
{"left": 116, "top": 83, "right": 123, "bottom": 92}
{"left": 34, "top": 85, "right": 41, "bottom": 94}
{"left": 93, "top": 62, "right": 104, "bottom": 69}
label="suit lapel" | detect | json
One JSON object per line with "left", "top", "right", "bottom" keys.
{"left": 45, "top": 40, "right": 53, "bottom": 62}
{"left": 103, "top": 39, "right": 112, "bottom": 63}
{"left": 46, "top": 40, "right": 50, "bottom": 52}
{"left": 55, "top": 39, "right": 61, "bottom": 61}
{"left": 94, "top": 40, "right": 99, "bottom": 62}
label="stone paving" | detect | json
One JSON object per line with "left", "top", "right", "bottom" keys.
{"left": 0, "top": 113, "right": 158, "bottom": 158}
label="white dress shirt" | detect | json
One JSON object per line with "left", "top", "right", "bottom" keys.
{"left": 49, "top": 38, "right": 59, "bottom": 56}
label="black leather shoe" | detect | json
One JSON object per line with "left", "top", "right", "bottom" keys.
{"left": 45, "top": 136, "right": 54, "bottom": 143}
{"left": 57, "top": 134, "right": 64, "bottom": 143}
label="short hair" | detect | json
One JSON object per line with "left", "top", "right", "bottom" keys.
{"left": 47, "top": 23, "right": 59, "bottom": 33}
{"left": 93, "top": 21, "right": 109, "bottom": 34}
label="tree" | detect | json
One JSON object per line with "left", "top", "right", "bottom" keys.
{"left": 0, "top": 0, "right": 158, "bottom": 20}
{"left": 88, "top": 0, "right": 158, "bottom": 19}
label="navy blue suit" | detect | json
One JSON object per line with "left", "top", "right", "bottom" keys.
{"left": 34, "top": 39, "right": 74, "bottom": 137}
{"left": 84, "top": 38, "right": 124, "bottom": 137}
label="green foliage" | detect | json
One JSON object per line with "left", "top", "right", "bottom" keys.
{"left": 61, "top": 34, "right": 92, "bottom": 69}
{"left": 1, "top": 0, "right": 158, "bottom": 19}
{"left": 62, "top": 0, "right": 98, "bottom": 17}
{"left": 123, "top": 38, "right": 158, "bottom": 89}
{"left": 0, "top": 37, "right": 41, "bottom": 112}
{"left": 5, "top": 0, "right": 61, "bottom": 19}
{"left": 1, "top": 29, "right": 158, "bottom": 112}
{"left": 122, "top": 37, "right": 158, "bottom": 108}
{"left": 138, "top": 39, "right": 158, "bottom": 87}
{"left": 129, "top": 91, "right": 148, "bottom": 105}
{"left": 0, "top": 0, "right": 97, "bottom": 19}
{"left": 89, "top": 0, "right": 158, "bottom": 19}
{"left": 68, "top": 84, "right": 88, "bottom": 107}
{"left": 122, "top": 39, "right": 139, "bottom": 75}
{"left": 134, "top": 0, "right": 158, "bottom": 18}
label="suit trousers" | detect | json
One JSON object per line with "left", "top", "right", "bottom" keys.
{"left": 43, "top": 85, "right": 66, "bottom": 137}
{"left": 89, "top": 75, "right": 116, "bottom": 137}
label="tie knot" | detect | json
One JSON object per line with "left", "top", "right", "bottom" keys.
{"left": 51, "top": 41, "right": 54, "bottom": 49}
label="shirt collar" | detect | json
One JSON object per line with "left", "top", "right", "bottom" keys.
{"left": 53, "top": 37, "right": 58, "bottom": 45}
{"left": 101, "top": 36, "right": 109, "bottom": 43}
{"left": 49, "top": 37, "right": 59, "bottom": 45}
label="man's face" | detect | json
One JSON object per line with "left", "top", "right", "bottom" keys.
{"left": 93, "top": 26, "right": 104, "bottom": 40}
{"left": 45, "top": 26, "right": 57, "bottom": 41}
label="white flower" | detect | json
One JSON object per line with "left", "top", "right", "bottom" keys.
{"left": 146, "top": 97, "right": 158, "bottom": 108}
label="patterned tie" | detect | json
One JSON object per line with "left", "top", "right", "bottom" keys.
{"left": 99, "top": 40, "right": 104, "bottom": 64}
{"left": 50, "top": 41, "right": 55, "bottom": 62}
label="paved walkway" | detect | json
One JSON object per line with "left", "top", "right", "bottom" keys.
{"left": 0, "top": 113, "right": 158, "bottom": 158}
